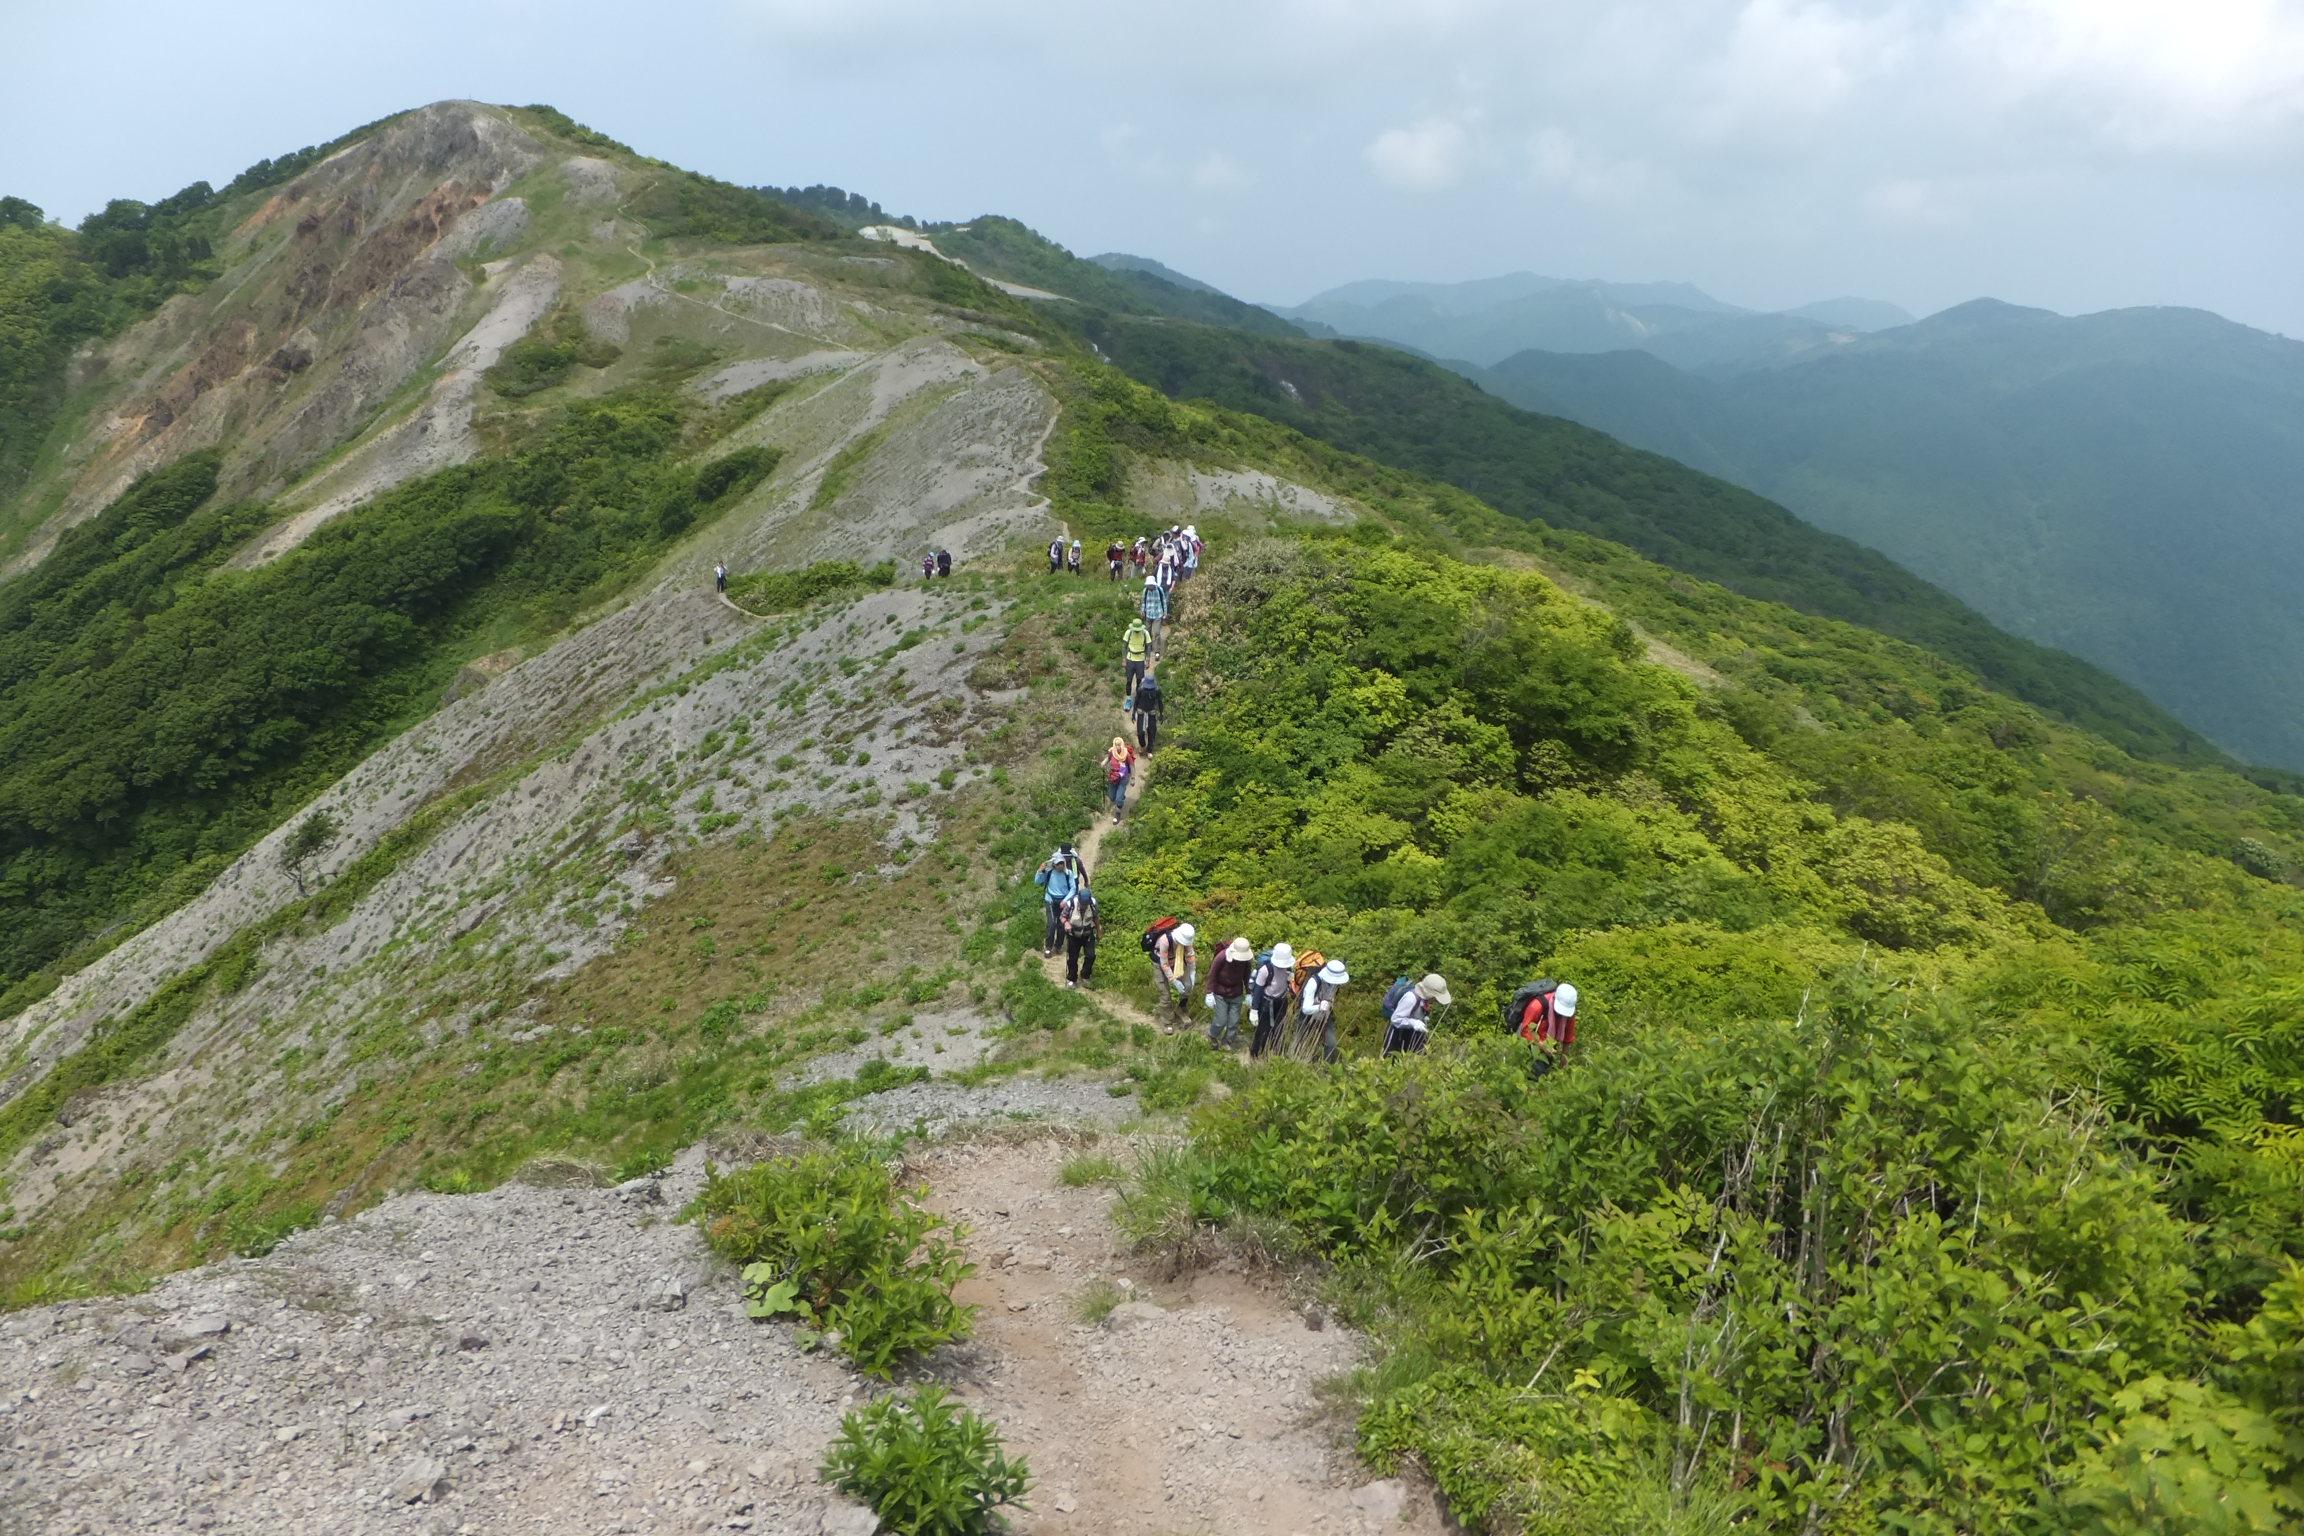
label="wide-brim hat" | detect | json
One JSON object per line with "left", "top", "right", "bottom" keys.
{"left": 1554, "top": 983, "right": 1578, "bottom": 1017}
{"left": 1318, "top": 959, "right": 1349, "bottom": 985}
{"left": 1225, "top": 937, "right": 1253, "bottom": 962}
{"left": 1268, "top": 942, "right": 1295, "bottom": 968}
{"left": 1174, "top": 923, "right": 1196, "bottom": 945}
{"left": 1415, "top": 973, "right": 1452, "bottom": 1006}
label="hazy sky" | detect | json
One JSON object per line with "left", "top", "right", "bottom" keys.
{"left": 5, "top": 0, "right": 2301, "bottom": 334}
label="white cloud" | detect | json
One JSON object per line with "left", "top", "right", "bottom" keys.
{"left": 1863, "top": 177, "right": 1963, "bottom": 227}
{"left": 1189, "top": 150, "right": 1255, "bottom": 194}
{"left": 1365, "top": 116, "right": 1473, "bottom": 191}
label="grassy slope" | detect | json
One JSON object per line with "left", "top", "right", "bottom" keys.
{"left": 1074, "top": 311, "right": 2216, "bottom": 768}
{"left": 925, "top": 216, "right": 1302, "bottom": 336}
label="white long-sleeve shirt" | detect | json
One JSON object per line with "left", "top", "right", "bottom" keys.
{"left": 1390, "top": 989, "right": 1430, "bottom": 1034}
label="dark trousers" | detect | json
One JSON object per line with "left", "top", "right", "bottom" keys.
{"left": 1124, "top": 660, "right": 1146, "bottom": 703}
{"left": 1134, "top": 709, "right": 1158, "bottom": 753}
{"left": 1383, "top": 1024, "right": 1428, "bottom": 1056}
{"left": 1065, "top": 932, "right": 1097, "bottom": 982}
{"left": 1043, "top": 901, "right": 1063, "bottom": 954}
{"left": 1250, "top": 994, "right": 1289, "bottom": 1057}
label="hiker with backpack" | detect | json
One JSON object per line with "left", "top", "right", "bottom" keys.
{"left": 1034, "top": 844, "right": 1084, "bottom": 958}
{"left": 1048, "top": 535, "right": 1065, "bottom": 575}
{"left": 1059, "top": 879, "right": 1100, "bottom": 988}
{"left": 1104, "top": 736, "right": 1134, "bottom": 821}
{"left": 714, "top": 561, "right": 729, "bottom": 595}
{"left": 1107, "top": 540, "right": 1126, "bottom": 581}
{"left": 1183, "top": 526, "right": 1201, "bottom": 582}
{"left": 1294, "top": 956, "right": 1347, "bottom": 1062}
{"left": 1249, "top": 943, "right": 1296, "bottom": 1057}
{"left": 1131, "top": 665, "right": 1163, "bottom": 753}
{"left": 1144, "top": 919, "right": 1196, "bottom": 1022}
{"left": 1208, "top": 937, "right": 1254, "bottom": 1050}
{"left": 1068, "top": 538, "right": 1084, "bottom": 575}
{"left": 1141, "top": 574, "right": 1169, "bottom": 650}
{"left": 936, "top": 547, "right": 952, "bottom": 578}
{"left": 1385, "top": 973, "right": 1451, "bottom": 1055}
{"left": 1122, "top": 616, "right": 1153, "bottom": 707}
{"left": 1508, "top": 980, "right": 1580, "bottom": 1076}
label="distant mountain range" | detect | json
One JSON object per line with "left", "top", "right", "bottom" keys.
{"left": 1272, "top": 272, "right": 1916, "bottom": 373}
{"left": 1470, "top": 298, "right": 2304, "bottom": 767}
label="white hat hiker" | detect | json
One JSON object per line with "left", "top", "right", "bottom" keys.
{"left": 1318, "top": 959, "right": 1349, "bottom": 985}
{"left": 1225, "top": 937, "right": 1253, "bottom": 962}
{"left": 1415, "top": 973, "right": 1452, "bottom": 1006}
{"left": 1268, "top": 942, "right": 1295, "bottom": 969}
{"left": 1174, "top": 923, "right": 1196, "bottom": 945}
{"left": 1554, "top": 983, "right": 1578, "bottom": 1017}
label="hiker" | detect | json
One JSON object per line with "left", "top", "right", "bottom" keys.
{"left": 1141, "top": 575, "right": 1169, "bottom": 650}
{"left": 1122, "top": 615, "right": 1153, "bottom": 706}
{"left": 1183, "top": 525, "right": 1200, "bottom": 582}
{"left": 1059, "top": 879, "right": 1100, "bottom": 988}
{"left": 1068, "top": 538, "right": 1084, "bottom": 575}
{"left": 1249, "top": 942, "right": 1295, "bottom": 1057}
{"left": 714, "top": 561, "right": 728, "bottom": 594}
{"left": 1034, "top": 844, "right": 1083, "bottom": 958}
{"left": 1511, "top": 980, "right": 1580, "bottom": 1076}
{"left": 1207, "top": 937, "right": 1253, "bottom": 1050}
{"left": 1148, "top": 920, "right": 1196, "bottom": 1021}
{"left": 936, "top": 547, "right": 952, "bottom": 578}
{"left": 1107, "top": 540, "right": 1126, "bottom": 581}
{"left": 921, "top": 553, "right": 936, "bottom": 582}
{"left": 1049, "top": 535, "right": 1065, "bottom": 574}
{"left": 1294, "top": 957, "right": 1347, "bottom": 1062}
{"left": 1132, "top": 537, "right": 1149, "bottom": 577}
{"left": 1104, "top": 736, "right": 1134, "bottom": 821}
{"left": 1132, "top": 665, "right": 1164, "bottom": 753}
{"left": 1384, "top": 973, "right": 1451, "bottom": 1056}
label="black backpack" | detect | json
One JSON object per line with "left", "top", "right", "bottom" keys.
{"left": 1133, "top": 676, "right": 1162, "bottom": 714}
{"left": 1505, "top": 980, "right": 1559, "bottom": 1034}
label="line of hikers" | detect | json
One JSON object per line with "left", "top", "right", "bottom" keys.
{"left": 1050, "top": 524, "right": 1203, "bottom": 592}
{"left": 1038, "top": 850, "right": 1583, "bottom": 1068}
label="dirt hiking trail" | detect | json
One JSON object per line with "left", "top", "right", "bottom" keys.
{"left": 921, "top": 1137, "right": 1446, "bottom": 1536}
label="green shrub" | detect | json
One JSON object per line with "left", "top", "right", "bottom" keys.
{"left": 1056, "top": 1151, "right": 1124, "bottom": 1188}
{"left": 727, "top": 559, "right": 897, "bottom": 615}
{"left": 821, "top": 1385, "right": 1030, "bottom": 1536}
{"left": 698, "top": 1145, "right": 974, "bottom": 1377}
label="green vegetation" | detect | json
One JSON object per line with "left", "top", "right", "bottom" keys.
{"left": 0, "top": 392, "right": 776, "bottom": 993}
{"left": 821, "top": 1384, "right": 1031, "bottom": 1536}
{"left": 726, "top": 558, "right": 896, "bottom": 615}
{"left": 485, "top": 311, "right": 622, "bottom": 397}
{"left": 1076, "top": 313, "right": 2211, "bottom": 764}
{"left": 1475, "top": 302, "right": 2304, "bottom": 768}
{"left": 1056, "top": 1151, "right": 1125, "bottom": 1188}
{"left": 699, "top": 1144, "right": 975, "bottom": 1377}
{"left": 927, "top": 215, "right": 1300, "bottom": 335}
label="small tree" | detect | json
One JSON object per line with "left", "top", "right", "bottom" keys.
{"left": 280, "top": 810, "right": 340, "bottom": 896}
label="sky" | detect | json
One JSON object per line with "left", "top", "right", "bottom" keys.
{"left": 4, "top": 0, "right": 2301, "bottom": 335}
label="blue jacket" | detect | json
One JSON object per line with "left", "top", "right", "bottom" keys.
{"left": 1035, "top": 861, "right": 1079, "bottom": 903}
{"left": 1141, "top": 584, "right": 1168, "bottom": 621}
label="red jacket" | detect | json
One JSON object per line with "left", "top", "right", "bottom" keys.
{"left": 1520, "top": 996, "right": 1574, "bottom": 1049}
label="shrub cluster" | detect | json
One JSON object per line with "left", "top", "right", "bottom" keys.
{"left": 821, "top": 1384, "right": 1030, "bottom": 1536}
{"left": 697, "top": 1145, "right": 974, "bottom": 1378}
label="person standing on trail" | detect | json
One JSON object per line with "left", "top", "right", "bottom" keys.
{"left": 714, "top": 561, "right": 728, "bottom": 595}
{"left": 936, "top": 548, "right": 952, "bottom": 578}
{"left": 1132, "top": 537, "right": 1150, "bottom": 577}
{"left": 1068, "top": 538, "right": 1084, "bottom": 575}
{"left": 1182, "top": 526, "right": 1200, "bottom": 582}
{"left": 1131, "top": 664, "right": 1164, "bottom": 753}
{"left": 1107, "top": 540, "right": 1126, "bottom": 581}
{"left": 1208, "top": 937, "right": 1253, "bottom": 1050}
{"left": 1295, "top": 958, "right": 1348, "bottom": 1062}
{"left": 1249, "top": 942, "right": 1295, "bottom": 1057}
{"left": 1141, "top": 575, "right": 1169, "bottom": 650}
{"left": 1122, "top": 616, "right": 1153, "bottom": 706}
{"left": 1059, "top": 879, "right": 1100, "bottom": 988}
{"left": 1034, "top": 844, "right": 1083, "bottom": 958}
{"left": 1049, "top": 536, "right": 1065, "bottom": 575}
{"left": 1151, "top": 921, "right": 1197, "bottom": 1022}
{"left": 1384, "top": 973, "right": 1451, "bottom": 1056}
{"left": 921, "top": 553, "right": 937, "bottom": 582}
{"left": 1104, "top": 736, "right": 1135, "bottom": 822}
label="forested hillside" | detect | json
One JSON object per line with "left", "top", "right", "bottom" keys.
{"left": 1074, "top": 311, "right": 2212, "bottom": 766}
{"left": 1475, "top": 300, "right": 2304, "bottom": 768}
{"left": 1, "top": 102, "right": 2300, "bottom": 1535}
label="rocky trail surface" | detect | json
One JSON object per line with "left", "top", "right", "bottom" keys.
{"left": 1, "top": 1138, "right": 1434, "bottom": 1535}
